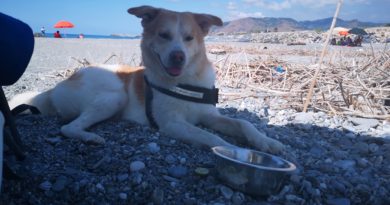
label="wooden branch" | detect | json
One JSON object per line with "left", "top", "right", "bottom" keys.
{"left": 302, "top": 0, "right": 344, "bottom": 112}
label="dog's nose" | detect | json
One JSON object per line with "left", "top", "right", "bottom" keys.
{"left": 169, "top": 50, "right": 185, "bottom": 66}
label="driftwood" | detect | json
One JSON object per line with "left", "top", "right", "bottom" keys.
{"left": 212, "top": 44, "right": 390, "bottom": 119}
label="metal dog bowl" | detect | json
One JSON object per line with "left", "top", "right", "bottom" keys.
{"left": 212, "top": 146, "right": 296, "bottom": 196}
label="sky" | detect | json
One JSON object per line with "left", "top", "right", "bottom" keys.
{"left": 1, "top": 0, "right": 389, "bottom": 36}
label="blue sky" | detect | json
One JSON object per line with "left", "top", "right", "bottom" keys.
{"left": 1, "top": 0, "right": 389, "bottom": 35}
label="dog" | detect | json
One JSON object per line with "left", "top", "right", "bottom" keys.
{"left": 9, "top": 6, "right": 283, "bottom": 153}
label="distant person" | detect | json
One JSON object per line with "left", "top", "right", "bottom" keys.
{"left": 354, "top": 35, "right": 363, "bottom": 47}
{"left": 54, "top": 30, "right": 61, "bottom": 38}
{"left": 331, "top": 38, "right": 336, "bottom": 45}
{"left": 346, "top": 36, "right": 353, "bottom": 46}
{"left": 40, "top": 26, "right": 45, "bottom": 36}
{"left": 79, "top": 33, "right": 84, "bottom": 39}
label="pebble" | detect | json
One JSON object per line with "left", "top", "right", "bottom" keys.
{"left": 39, "top": 181, "right": 52, "bottom": 191}
{"left": 334, "top": 160, "right": 356, "bottom": 170}
{"left": 327, "top": 198, "right": 351, "bottom": 205}
{"left": 167, "top": 166, "right": 188, "bottom": 178}
{"left": 165, "top": 155, "right": 177, "bottom": 164}
{"left": 131, "top": 173, "right": 143, "bottom": 185}
{"left": 114, "top": 173, "right": 126, "bottom": 181}
{"left": 194, "top": 167, "right": 209, "bottom": 176}
{"left": 294, "top": 112, "right": 315, "bottom": 124}
{"left": 96, "top": 183, "right": 105, "bottom": 192}
{"left": 232, "top": 192, "right": 245, "bottom": 205}
{"left": 220, "top": 185, "right": 234, "bottom": 199}
{"left": 147, "top": 142, "right": 160, "bottom": 153}
{"left": 130, "top": 161, "right": 145, "bottom": 172}
{"left": 354, "top": 142, "right": 369, "bottom": 155}
{"left": 119, "top": 192, "right": 127, "bottom": 200}
{"left": 52, "top": 176, "right": 68, "bottom": 192}
{"left": 368, "top": 143, "right": 379, "bottom": 153}
{"left": 349, "top": 117, "right": 379, "bottom": 128}
{"left": 152, "top": 188, "right": 164, "bottom": 204}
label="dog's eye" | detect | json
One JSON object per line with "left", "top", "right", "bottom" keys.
{"left": 158, "top": 32, "right": 171, "bottom": 40}
{"left": 185, "top": 36, "right": 194, "bottom": 42}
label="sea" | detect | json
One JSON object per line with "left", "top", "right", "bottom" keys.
{"left": 43, "top": 33, "right": 141, "bottom": 40}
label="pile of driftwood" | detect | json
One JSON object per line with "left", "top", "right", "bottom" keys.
{"left": 213, "top": 47, "right": 390, "bottom": 119}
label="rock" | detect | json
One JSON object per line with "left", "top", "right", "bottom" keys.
{"left": 39, "top": 181, "right": 52, "bottom": 191}
{"left": 52, "top": 176, "right": 68, "bottom": 192}
{"left": 131, "top": 173, "right": 143, "bottom": 185}
{"left": 368, "top": 143, "right": 379, "bottom": 153}
{"left": 232, "top": 192, "right": 245, "bottom": 205}
{"left": 179, "top": 157, "right": 187, "bottom": 164}
{"left": 309, "top": 146, "right": 326, "bottom": 157}
{"left": 147, "top": 142, "right": 160, "bottom": 153}
{"left": 119, "top": 192, "right": 127, "bottom": 200}
{"left": 194, "top": 167, "right": 209, "bottom": 176}
{"left": 130, "top": 161, "right": 145, "bottom": 172}
{"left": 220, "top": 185, "right": 234, "bottom": 199}
{"left": 331, "top": 180, "right": 346, "bottom": 193}
{"left": 334, "top": 160, "right": 356, "bottom": 170}
{"left": 357, "top": 158, "right": 369, "bottom": 168}
{"left": 327, "top": 198, "right": 351, "bottom": 205}
{"left": 162, "top": 175, "right": 180, "bottom": 183}
{"left": 294, "top": 112, "right": 315, "bottom": 124}
{"left": 354, "top": 142, "right": 369, "bottom": 155}
{"left": 117, "top": 173, "right": 129, "bottom": 182}
{"left": 165, "top": 155, "right": 177, "bottom": 164}
{"left": 96, "top": 183, "right": 105, "bottom": 192}
{"left": 152, "top": 188, "right": 164, "bottom": 204}
{"left": 167, "top": 166, "right": 188, "bottom": 178}
{"left": 349, "top": 117, "right": 379, "bottom": 128}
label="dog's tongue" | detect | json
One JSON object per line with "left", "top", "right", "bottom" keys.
{"left": 166, "top": 67, "right": 182, "bottom": 76}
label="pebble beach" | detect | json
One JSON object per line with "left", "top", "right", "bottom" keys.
{"left": 1, "top": 37, "right": 390, "bottom": 204}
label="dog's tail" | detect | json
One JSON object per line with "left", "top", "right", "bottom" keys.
{"left": 8, "top": 91, "right": 56, "bottom": 115}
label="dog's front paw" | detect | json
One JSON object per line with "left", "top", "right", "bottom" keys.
{"left": 264, "top": 138, "right": 284, "bottom": 153}
{"left": 252, "top": 137, "right": 284, "bottom": 153}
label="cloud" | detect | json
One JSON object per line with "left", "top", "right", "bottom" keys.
{"left": 242, "top": 0, "right": 292, "bottom": 10}
{"left": 227, "top": 1, "right": 264, "bottom": 20}
{"left": 227, "top": 2, "right": 237, "bottom": 10}
{"left": 228, "top": 11, "right": 264, "bottom": 20}
{"left": 240, "top": 0, "right": 370, "bottom": 10}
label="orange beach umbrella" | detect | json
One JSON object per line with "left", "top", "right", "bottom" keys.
{"left": 339, "top": 30, "right": 349, "bottom": 36}
{"left": 54, "top": 20, "right": 74, "bottom": 28}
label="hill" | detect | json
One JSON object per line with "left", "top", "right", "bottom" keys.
{"left": 212, "top": 17, "right": 384, "bottom": 34}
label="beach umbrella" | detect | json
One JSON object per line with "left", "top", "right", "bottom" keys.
{"left": 329, "top": 27, "right": 349, "bottom": 35}
{"left": 54, "top": 20, "right": 74, "bottom": 28}
{"left": 348, "top": 27, "right": 368, "bottom": 35}
{"left": 339, "top": 30, "right": 349, "bottom": 36}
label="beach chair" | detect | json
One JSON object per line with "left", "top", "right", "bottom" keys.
{"left": 0, "top": 12, "right": 34, "bottom": 191}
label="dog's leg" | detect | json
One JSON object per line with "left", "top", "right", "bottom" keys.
{"left": 200, "top": 113, "right": 284, "bottom": 153}
{"left": 160, "top": 120, "right": 234, "bottom": 148}
{"left": 60, "top": 93, "right": 125, "bottom": 144}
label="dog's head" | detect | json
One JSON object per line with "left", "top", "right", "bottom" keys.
{"left": 128, "top": 6, "right": 222, "bottom": 78}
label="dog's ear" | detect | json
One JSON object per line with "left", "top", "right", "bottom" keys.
{"left": 128, "top": 6, "right": 160, "bottom": 27}
{"left": 193, "top": 13, "right": 223, "bottom": 35}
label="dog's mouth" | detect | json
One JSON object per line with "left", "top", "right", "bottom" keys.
{"left": 152, "top": 49, "right": 182, "bottom": 77}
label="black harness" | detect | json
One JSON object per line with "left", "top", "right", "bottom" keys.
{"left": 144, "top": 76, "right": 219, "bottom": 129}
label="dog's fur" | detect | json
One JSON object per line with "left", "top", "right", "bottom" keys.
{"left": 9, "top": 6, "right": 283, "bottom": 153}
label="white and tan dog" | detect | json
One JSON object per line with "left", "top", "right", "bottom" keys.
{"left": 10, "top": 6, "right": 283, "bottom": 153}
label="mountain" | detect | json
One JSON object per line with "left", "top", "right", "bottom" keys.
{"left": 300, "top": 17, "right": 383, "bottom": 30}
{"left": 212, "top": 17, "right": 384, "bottom": 34}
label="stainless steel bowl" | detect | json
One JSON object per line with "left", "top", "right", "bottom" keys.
{"left": 212, "top": 146, "right": 296, "bottom": 196}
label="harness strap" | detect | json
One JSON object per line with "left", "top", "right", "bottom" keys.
{"left": 144, "top": 76, "right": 219, "bottom": 129}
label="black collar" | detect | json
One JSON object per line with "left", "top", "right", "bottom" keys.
{"left": 144, "top": 76, "right": 219, "bottom": 129}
